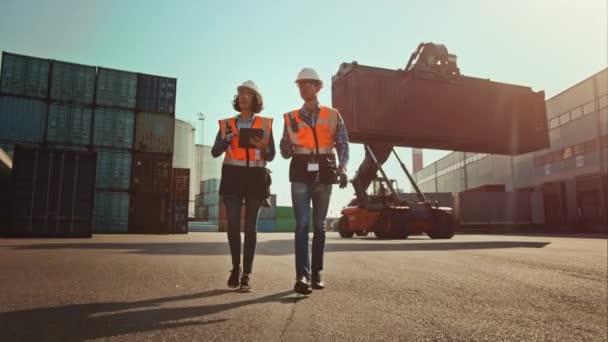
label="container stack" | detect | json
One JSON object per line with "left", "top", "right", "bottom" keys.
{"left": 129, "top": 72, "right": 177, "bottom": 234}
{"left": 1, "top": 51, "right": 181, "bottom": 235}
{"left": 93, "top": 67, "right": 137, "bottom": 233}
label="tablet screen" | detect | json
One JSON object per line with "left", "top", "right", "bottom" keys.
{"left": 238, "top": 128, "right": 264, "bottom": 149}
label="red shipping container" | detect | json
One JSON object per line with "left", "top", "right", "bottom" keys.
{"left": 171, "top": 168, "right": 190, "bottom": 201}
{"left": 332, "top": 63, "right": 549, "bottom": 155}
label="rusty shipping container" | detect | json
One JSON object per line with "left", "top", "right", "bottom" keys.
{"left": 134, "top": 112, "right": 175, "bottom": 154}
{"left": 8, "top": 145, "right": 97, "bottom": 237}
{"left": 130, "top": 193, "right": 171, "bottom": 234}
{"left": 131, "top": 152, "right": 172, "bottom": 194}
{"left": 332, "top": 63, "right": 549, "bottom": 155}
{"left": 130, "top": 152, "right": 173, "bottom": 233}
{"left": 171, "top": 168, "right": 190, "bottom": 201}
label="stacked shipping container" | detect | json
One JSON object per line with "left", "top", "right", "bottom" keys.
{"left": 0, "top": 51, "right": 181, "bottom": 235}
{"left": 92, "top": 67, "right": 136, "bottom": 233}
{"left": 130, "top": 72, "right": 177, "bottom": 233}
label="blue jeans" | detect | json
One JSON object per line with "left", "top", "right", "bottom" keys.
{"left": 291, "top": 182, "right": 333, "bottom": 279}
{"left": 223, "top": 194, "right": 262, "bottom": 274}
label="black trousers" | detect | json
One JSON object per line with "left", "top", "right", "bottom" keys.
{"left": 223, "top": 194, "right": 262, "bottom": 274}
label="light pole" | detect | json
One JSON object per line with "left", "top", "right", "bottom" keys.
{"left": 197, "top": 112, "right": 206, "bottom": 145}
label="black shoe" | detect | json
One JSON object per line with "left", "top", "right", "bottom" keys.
{"left": 227, "top": 267, "right": 241, "bottom": 288}
{"left": 238, "top": 275, "right": 252, "bottom": 293}
{"left": 294, "top": 277, "right": 313, "bottom": 295}
{"left": 311, "top": 272, "right": 325, "bottom": 290}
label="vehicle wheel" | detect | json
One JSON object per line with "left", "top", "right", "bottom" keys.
{"left": 374, "top": 209, "right": 407, "bottom": 239}
{"left": 338, "top": 215, "right": 354, "bottom": 238}
{"left": 427, "top": 211, "right": 456, "bottom": 239}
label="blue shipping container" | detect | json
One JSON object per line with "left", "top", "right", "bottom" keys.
{"left": 137, "top": 74, "right": 177, "bottom": 115}
{"left": 0, "top": 96, "right": 47, "bottom": 143}
{"left": 10, "top": 145, "right": 97, "bottom": 237}
{"left": 0, "top": 52, "right": 50, "bottom": 99}
{"left": 94, "top": 191, "right": 129, "bottom": 233}
{"left": 47, "top": 104, "right": 92, "bottom": 146}
{"left": 50, "top": 61, "right": 96, "bottom": 104}
{"left": 96, "top": 149, "right": 131, "bottom": 191}
{"left": 95, "top": 68, "right": 137, "bottom": 109}
{"left": 257, "top": 219, "right": 276, "bottom": 232}
{"left": 93, "top": 108, "right": 135, "bottom": 149}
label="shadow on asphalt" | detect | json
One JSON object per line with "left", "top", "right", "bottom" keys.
{"left": 7, "top": 240, "right": 551, "bottom": 256}
{"left": 0, "top": 289, "right": 297, "bottom": 341}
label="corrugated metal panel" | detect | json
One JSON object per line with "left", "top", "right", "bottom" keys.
{"left": 129, "top": 193, "right": 171, "bottom": 233}
{"left": 0, "top": 52, "right": 50, "bottom": 99}
{"left": 173, "top": 119, "right": 194, "bottom": 169}
{"left": 92, "top": 108, "right": 134, "bottom": 149}
{"left": 50, "top": 61, "right": 96, "bottom": 104}
{"left": 0, "top": 96, "right": 47, "bottom": 143}
{"left": 131, "top": 152, "right": 172, "bottom": 194}
{"left": 171, "top": 168, "right": 190, "bottom": 201}
{"left": 96, "top": 149, "right": 131, "bottom": 191}
{"left": 332, "top": 63, "right": 549, "bottom": 155}
{"left": 136, "top": 74, "right": 177, "bottom": 114}
{"left": 94, "top": 191, "right": 129, "bottom": 233}
{"left": 135, "top": 112, "right": 174, "bottom": 153}
{"left": 47, "top": 104, "right": 92, "bottom": 145}
{"left": 95, "top": 68, "right": 137, "bottom": 109}
{"left": 9, "top": 145, "right": 97, "bottom": 237}
{"left": 456, "top": 192, "right": 531, "bottom": 225}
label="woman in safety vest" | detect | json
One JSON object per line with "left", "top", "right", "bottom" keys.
{"left": 211, "top": 80, "right": 275, "bottom": 292}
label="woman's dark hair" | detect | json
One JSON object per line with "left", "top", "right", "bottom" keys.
{"left": 233, "top": 92, "right": 264, "bottom": 114}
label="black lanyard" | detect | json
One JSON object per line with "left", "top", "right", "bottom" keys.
{"left": 300, "top": 110, "right": 321, "bottom": 157}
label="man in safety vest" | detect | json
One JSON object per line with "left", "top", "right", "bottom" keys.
{"left": 280, "top": 68, "right": 350, "bottom": 295}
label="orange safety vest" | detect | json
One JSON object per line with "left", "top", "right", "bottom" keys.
{"left": 283, "top": 106, "right": 339, "bottom": 155}
{"left": 219, "top": 115, "right": 272, "bottom": 168}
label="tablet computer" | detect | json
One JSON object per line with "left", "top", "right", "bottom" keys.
{"left": 238, "top": 128, "right": 264, "bottom": 149}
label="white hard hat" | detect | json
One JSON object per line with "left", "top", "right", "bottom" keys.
{"left": 295, "top": 68, "right": 322, "bottom": 83}
{"left": 237, "top": 80, "right": 262, "bottom": 98}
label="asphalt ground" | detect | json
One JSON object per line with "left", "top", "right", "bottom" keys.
{"left": 0, "top": 233, "right": 606, "bottom": 341}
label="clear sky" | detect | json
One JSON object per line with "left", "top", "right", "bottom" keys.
{"left": 1, "top": 0, "right": 606, "bottom": 216}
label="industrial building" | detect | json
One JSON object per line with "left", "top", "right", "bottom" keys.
{"left": 414, "top": 68, "right": 608, "bottom": 231}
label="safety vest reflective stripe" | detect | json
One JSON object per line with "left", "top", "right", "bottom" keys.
{"left": 293, "top": 147, "right": 335, "bottom": 154}
{"left": 223, "top": 158, "right": 267, "bottom": 167}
